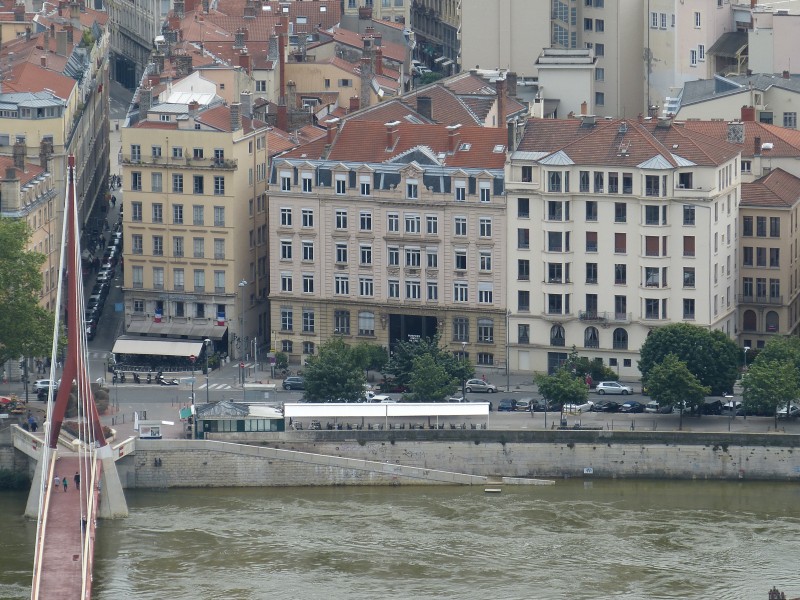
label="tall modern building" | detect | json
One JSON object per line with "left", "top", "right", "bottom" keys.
{"left": 268, "top": 119, "right": 508, "bottom": 368}
{"left": 120, "top": 94, "right": 270, "bottom": 358}
{"left": 506, "top": 115, "right": 740, "bottom": 377}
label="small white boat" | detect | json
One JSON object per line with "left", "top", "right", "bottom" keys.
{"left": 484, "top": 488, "right": 502, "bottom": 494}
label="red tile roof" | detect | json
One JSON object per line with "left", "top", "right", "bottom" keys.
{"left": 330, "top": 27, "right": 406, "bottom": 63}
{"left": 403, "top": 85, "right": 481, "bottom": 125}
{"left": 282, "top": 121, "right": 508, "bottom": 170}
{"left": 517, "top": 117, "right": 739, "bottom": 168}
{"left": 679, "top": 120, "right": 800, "bottom": 158}
{"left": 3, "top": 62, "right": 76, "bottom": 99}
{"left": 742, "top": 168, "right": 800, "bottom": 208}
{"left": 0, "top": 155, "right": 45, "bottom": 186}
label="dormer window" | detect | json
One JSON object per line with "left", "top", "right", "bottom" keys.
{"left": 479, "top": 182, "right": 491, "bottom": 203}
{"left": 454, "top": 179, "right": 466, "bottom": 201}
{"left": 335, "top": 174, "right": 346, "bottom": 194}
{"left": 160, "top": 114, "right": 170, "bottom": 122}
{"left": 406, "top": 179, "right": 418, "bottom": 199}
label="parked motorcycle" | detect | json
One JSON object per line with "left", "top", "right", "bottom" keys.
{"left": 146, "top": 373, "right": 152, "bottom": 384}
{"left": 157, "top": 376, "right": 179, "bottom": 386}
{"left": 133, "top": 372, "right": 141, "bottom": 384}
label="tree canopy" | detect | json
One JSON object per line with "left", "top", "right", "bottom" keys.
{"left": 0, "top": 218, "right": 54, "bottom": 365}
{"left": 384, "top": 335, "right": 473, "bottom": 390}
{"left": 302, "top": 337, "right": 365, "bottom": 402}
{"left": 351, "top": 342, "right": 388, "bottom": 374}
{"left": 646, "top": 353, "right": 710, "bottom": 426}
{"left": 534, "top": 368, "right": 588, "bottom": 412}
{"left": 638, "top": 323, "right": 738, "bottom": 396}
{"left": 742, "top": 337, "right": 800, "bottom": 422}
{"left": 407, "top": 354, "right": 459, "bottom": 402}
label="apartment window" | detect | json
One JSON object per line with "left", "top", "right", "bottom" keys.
{"left": 454, "top": 249, "right": 467, "bottom": 270}
{"left": 172, "top": 174, "right": 183, "bottom": 193}
{"left": 194, "top": 269, "right": 205, "bottom": 292}
{"left": 192, "top": 238, "right": 204, "bottom": 259}
{"left": 214, "top": 207, "right": 225, "bottom": 227}
{"left": 683, "top": 236, "right": 695, "bottom": 257}
{"left": 174, "top": 268, "right": 184, "bottom": 291}
{"left": 302, "top": 209, "right": 314, "bottom": 228}
{"left": 359, "top": 277, "right": 374, "bottom": 297}
{"left": 132, "top": 234, "right": 143, "bottom": 255}
{"left": 756, "top": 247, "right": 766, "bottom": 267}
{"left": 595, "top": 43, "right": 604, "bottom": 56}
{"left": 335, "top": 175, "right": 346, "bottom": 195}
{"left": 193, "top": 175, "right": 204, "bottom": 194}
{"left": 388, "top": 213, "right": 399, "bottom": 232}
{"left": 518, "top": 324, "right": 530, "bottom": 344}
{"left": 479, "top": 217, "right": 492, "bottom": 238}
{"left": 684, "top": 267, "right": 695, "bottom": 288}
{"left": 192, "top": 205, "right": 203, "bottom": 226}
{"left": 586, "top": 231, "right": 598, "bottom": 252}
{"left": 427, "top": 282, "right": 438, "bottom": 301}
{"left": 683, "top": 205, "right": 695, "bottom": 226}
{"left": 478, "top": 319, "right": 494, "bottom": 343}
{"left": 455, "top": 181, "right": 466, "bottom": 201}
{"left": 360, "top": 177, "right": 371, "bottom": 196}
{"left": 210, "top": 238, "right": 224, "bottom": 260}
{"left": 454, "top": 216, "right": 467, "bottom": 236}
{"left": 784, "top": 112, "right": 797, "bottom": 128}
{"left": 303, "top": 309, "right": 315, "bottom": 333}
{"left": 608, "top": 172, "right": 619, "bottom": 193}
{"left": 743, "top": 216, "right": 753, "bottom": 236}
{"left": 360, "top": 211, "right": 373, "bottom": 231}
{"left": 132, "top": 266, "right": 143, "bottom": 289}
{"left": 622, "top": 174, "right": 633, "bottom": 194}
{"left": 584, "top": 17, "right": 593, "bottom": 31}
{"left": 405, "top": 248, "right": 421, "bottom": 267}
{"left": 280, "top": 208, "right": 292, "bottom": 226}
{"left": 426, "top": 215, "right": 438, "bottom": 235}
{"left": 698, "top": 44, "right": 705, "bottom": 61}
{"left": 301, "top": 174, "right": 312, "bottom": 193}
{"left": 405, "top": 214, "right": 420, "bottom": 233}
{"left": 690, "top": 50, "right": 697, "bottom": 67}
{"left": 132, "top": 202, "right": 142, "bottom": 222}
{"left": 214, "top": 176, "right": 225, "bottom": 195}
{"left": 614, "top": 264, "right": 627, "bottom": 285}
{"left": 518, "top": 228, "right": 530, "bottom": 249}
{"left": 770, "top": 248, "right": 780, "bottom": 268}
{"left": 151, "top": 172, "right": 162, "bottom": 192}
{"left": 388, "top": 246, "right": 400, "bottom": 266}
{"left": 172, "top": 146, "right": 183, "bottom": 159}
{"left": 280, "top": 240, "right": 292, "bottom": 260}
{"left": 427, "top": 248, "right": 438, "bottom": 268}
{"left": 173, "top": 204, "right": 184, "bottom": 224}
{"left": 683, "top": 299, "right": 695, "bottom": 320}
{"left": 521, "top": 166, "right": 533, "bottom": 183}
{"left": 334, "top": 274, "right": 349, "bottom": 295}
{"left": 548, "top": 231, "right": 563, "bottom": 252}
{"left": 615, "top": 233, "right": 626, "bottom": 254}
{"left": 130, "top": 144, "right": 141, "bottom": 161}
{"left": 547, "top": 171, "right": 562, "bottom": 192}
{"left": 479, "top": 250, "right": 492, "bottom": 272}
{"left": 303, "top": 341, "right": 315, "bottom": 355}
{"left": 453, "top": 282, "right": 468, "bottom": 302}
{"left": 518, "top": 198, "right": 530, "bottom": 218}
{"left": 388, "top": 279, "right": 400, "bottom": 298}
{"left": 518, "top": 290, "right": 530, "bottom": 312}
{"left": 595, "top": 68, "right": 604, "bottom": 82}
{"left": 581, "top": 262, "right": 597, "bottom": 285}
{"left": 743, "top": 247, "right": 753, "bottom": 266}
{"left": 360, "top": 244, "right": 373, "bottom": 265}
{"left": 595, "top": 19, "right": 604, "bottom": 32}
{"left": 302, "top": 241, "right": 314, "bottom": 261}
{"left": 406, "top": 181, "right": 418, "bottom": 199}
{"left": 645, "top": 236, "right": 660, "bottom": 257}
{"left": 548, "top": 200, "right": 565, "bottom": 221}
{"left": 741, "top": 160, "right": 752, "bottom": 173}
{"left": 131, "top": 172, "right": 142, "bottom": 191}
{"left": 770, "top": 217, "right": 781, "bottom": 237}
{"left": 547, "top": 294, "right": 563, "bottom": 315}
{"left": 770, "top": 279, "right": 781, "bottom": 299}
{"left": 280, "top": 308, "right": 293, "bottom": 331}
{"left": 452, "top": 317, "right": 469, "bottom": 342}
{"left": 173, "top": 236, "right": 184, "bottom": 257}
{"left": 335, "top": 210, "right": 348, "bottom": 230}
{"left": 280, "top": 172, "right": 291, "bottom": 191}
{"left": 281, "top": 272, "right": 292, "bottom": 292}
{"left": 478, "top": 283, "right": 493, "bottom": 304}
{"left": 479, "top": 183, "right": 491, "bottom": 203}
{"left": 614, "top": 202, "right": 626, "bottom": 223}
{"left": 335, "top": 242, "right": 348, "bottom": 264}
{"left": 694, "top": 11, "right": 701, "bottom": 27}
{"left": 358, "top": 312, "right": 375, "bottom": 336}
{"left": 586, "top": 200, "right": 598, "bottom": 221}
{"left": 152, "top": 235, "right": 164, "bottom": 256}
{"left": 406, "top": 280, "right": 421, "bottom": 300}
{"left": 518, "top": 259, "right": 530, "bottom": 281}
{"left": 645, "top": 205, "right": 660, "bottom": 224}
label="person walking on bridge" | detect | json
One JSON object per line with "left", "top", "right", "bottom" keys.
{"left": 62, "top": 475, "right": 68, "bottom": 492}
{"left": 74, "top": 471, "right": 80, "bottom": 491}
{"left": 53, "top": 475, "right": 60, "bottom": 490}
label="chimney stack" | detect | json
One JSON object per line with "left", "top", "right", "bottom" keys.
{"left": 754, "top": 135, "right": 762, "bottom": 156}
{"left": 374, "top": 46, "right": 384, "bottom": 76}
{"left": 44, "top": 29, "right": 50, "bottom": 51}
{"left": 349, "top": 95, "right": 360, "bottom": 112}
{"left": 580, "top": 100, "right": 588, "bottom": 116}
{"left": 13, "top": 139, "right": 26, "bottom": 170}
{"left": 447, "top": 124, "right": 462, "bottom": 153}
{"left": 506, "top": 72, "right": 518, "bottom": 98}
{"left": 56, "top": 29, "right": 67, "bottom": 55}
{"left": 287, "top": 80, "right": 297, "bottom": 113}
{"left": 14, "top": 4, "right": 25, "bottom": 22}
{"left": 495, "top": 77, "right": 507, "bottom": 128}
{"left": 326, "top": 118, "right": 340, "bottom": 145}
{"left": 417, "top": 95, "right": 432, "bottom": 121}
{"left": 188, "top": 100, "right": 200, "bottom": 117}
{"left": 230, "top": 102, "right": 242, "bottom": 132}
{"left": 741, "top": 105, "right": 755, "bottom": 122}
{"left": 238, "top": 48, "right": 251, "bottom": 73}
{"left": 360, "top": 56, "right": 372, "bottom": 109}
{"left": 139, "top": 86, "right": 152, "bottom": 122}
{"left": 385, "top": 121, "right": 400, "bottom": 150}
{"left": 727, "top": 121, "right": 744, "bottom": 144}
{"left": 240, "top": 90, "right": 252, "bottom": 118}
{"left": 40, "top": 55, "right": 47, "bottom": 68}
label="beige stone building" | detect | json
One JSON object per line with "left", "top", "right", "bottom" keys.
{"left": 507, "top": 116, "right": 740, "bottom": 378}
{"left": 268, "top": 120, "right": 508, "bottom": 368}
{"left": 120, "top": 96, "right": 270, "bottom": 359}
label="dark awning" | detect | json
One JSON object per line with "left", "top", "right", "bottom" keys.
{"left": 707, "top": 32, "right": 747, "bottom": 58}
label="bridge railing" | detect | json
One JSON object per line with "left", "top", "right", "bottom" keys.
{"left": 30, "top": 452, "right": 56, "bottom": 600}
{"left": 80, "top": 456, "right": 101, "bottom": 600}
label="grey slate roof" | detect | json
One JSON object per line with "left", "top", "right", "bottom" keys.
{"left": 681, "top": 73, "right": 800, "bottom": 107}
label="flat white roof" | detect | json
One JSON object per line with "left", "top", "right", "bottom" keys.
{"left": 283, "top": 402, "right": 490, "bottom": 418}
{"left": 112, "top": 338, "right": 204, "bottom": 357}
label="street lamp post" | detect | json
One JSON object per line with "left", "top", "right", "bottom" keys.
{"left": 204, "top": 338, "right": 212, "bottom": 403}
{"left": 461, "top": 341, "right": 467, "bottom": 399}
{"left": 189, "top": 354, "right": 196, "bottom": 438}
{"left": 238, "top": 279, "right": 248, "bottom": 361}
{"left": 505, "top": 309, "right": 511, "bottom": 392}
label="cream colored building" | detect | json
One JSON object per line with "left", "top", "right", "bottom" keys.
{"left": 268, "top": 120, "right": 509, "bottom": 368}
{"left": 535, "top": 49, "right": 596, "bottom": 119}
{"left": 507, "top": 116, "right": 740, "bottom": 378}
{"left": 342, "top": 0, "right": 411, "bottom": 27}
{"left": 120, "top": 97, "right": 270, "bottom": 359}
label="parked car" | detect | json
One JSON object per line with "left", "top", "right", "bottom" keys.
{"left": 776, "top": 404, "right": 800, "bottom": 419}
{"left": 595, "top": 381, "right": 633, "bottom": 395}
{"left": 86, "top": 324, "right": 96, "bottom": 341}
{"left": 34, "top": 379, "right": 60, "bottom": 393}
{"left": 282, "top": 376, "right": 305, "bottom": 390}
{"left": 464, "top": 379, "right": 497, "bottom": 393}
{"left": 529, "top": 398, "right": 548, "bottom": 412}
{"left": 592, "top": 399, "right": 621, "bottom": 413}
{"left": 95, "top": 270, "right": 113, "bottom": 283}
{"left": 645, "top": 401, "right": 674, "bottom": 414}
{"left": 497, "top": 398, "right": 517, "bottom": 412}
{"left": 620, "top": 401, "right": 645, "bottom": 413}
{"left": 515, "top": 398, "right": 530, "bottom": 411}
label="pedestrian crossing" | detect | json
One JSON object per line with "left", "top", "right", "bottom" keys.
{"left": 198, "top": 383, "right": 234, "bottom": 390}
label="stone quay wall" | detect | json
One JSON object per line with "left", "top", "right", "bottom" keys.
{"left": 116, "top": 430, "right": 800, "bottom": 488}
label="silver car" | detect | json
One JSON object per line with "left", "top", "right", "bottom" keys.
{"left": 595, "top": 381, "right": 633, "bottom": 395}
{"left": 464, "top": 379, "right": 497, "bottom": 393}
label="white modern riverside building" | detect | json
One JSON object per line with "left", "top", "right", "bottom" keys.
{"left": 506, "top": 115, "right": 741, "bottom": 378}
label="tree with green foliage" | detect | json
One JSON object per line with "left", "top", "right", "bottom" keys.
{"left": 742, "top": 338, "right": 800, "bottom": 426}
{"left": 419, "top": 71, "right": 445, "bottom": 85}
{"left": 66, "top": 381, "right": 110, "bottom": 417}
{"left": 351, "top": 342, "right": 388, "bottom": 376}
{"left": 0, "top": 219, "right": 55, "bottom": 366}
{"left": 407, "top": 354, "right": 459, "bottom": 402}
{"left": 302, "top": 337, "right": 365, "bottom": 402}
{"left": 534, "top": 368, "right": 588, "bottom": 416}
{"left": 645, "top": 353, "right": 710, "bottom": 429}
{"left": 565, "top": 346, "right": 618, "bottom": 383}
{"left": 384, "top": 335, "right": 473, "bottom": 389}
{"left": 639, "top": 323, "right": 738, "bottom": 396}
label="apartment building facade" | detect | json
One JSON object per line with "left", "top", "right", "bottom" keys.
{"left": 268, "top": 120, "right": 508, "bottom": 367}
{"left": 506, "top": 116, "right": 740, "bottom": 378}
{"left": 120, "top": 100, "right": 270, "bottom": 358}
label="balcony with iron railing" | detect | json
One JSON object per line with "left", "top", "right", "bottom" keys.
{"left": 120, "top": 155, "right": 238, "bottom": 170}
{"left": 737, "top": 295, "right": 783, "bottom": 305}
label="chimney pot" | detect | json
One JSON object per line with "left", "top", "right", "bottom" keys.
{"left": 385, "top": 121, "right": 400, "bottom": 150}
{"left": 447, "top": 123, "right": 462, "bottom": 153}
{"left": 754, "top": 135, "right": 762, "bottom": 156}
{"left": 349, "top": 96, "right": 360, "bottom": 112}
{"left": 230, "top": 102, "right": 242, "bottom": 132}
{"left": 580, "top": 101, "right": 588, "bottom": 116}
{"left": 495, "top": 78, "right": 507, "bottom": 128}
{"left": 326, "top": 118, "right": 340, "bottom": 144}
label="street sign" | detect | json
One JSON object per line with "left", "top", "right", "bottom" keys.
{"left": 189, "top": 354, "right": 196, "bottom": 363}
{"left": 239, "top": 361, "right": 244, "bottom": 368}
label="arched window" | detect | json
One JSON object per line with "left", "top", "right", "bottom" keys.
{"left": 612, "top": 328, "right": 628, "bottom": 350}
{"left": 584, "top": 326, "right": 599, "bottom": 348}
{"left": 766, "top": 311, "right": 779, "bottom": 333}
{"left": 550, "top": 324, "right": 565, "bottom": 347}
{"left": 742, "top": 310, "right": 757, "bottom": 332}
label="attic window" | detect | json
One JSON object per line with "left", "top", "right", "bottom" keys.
{"left": 493, "top": 144, "right": 506, "bottom": 153}
{"left": 282, "top": 6, "right": 289, "bottom": 12}
{"left": 262, "top": 5, "right": 271, "bottom": 9}
{"left": 459, "top": 143, "right": 471, "bottom": 151}
{"left": 320, "top": 5, "right": 326, "bottom": 11}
